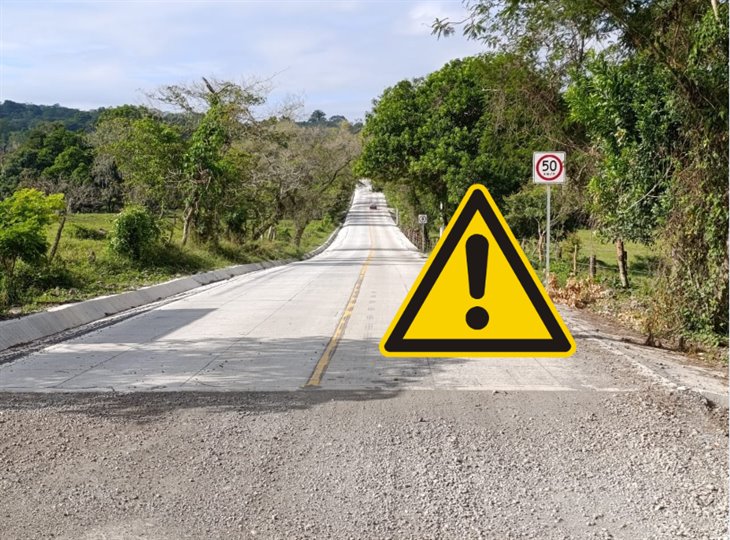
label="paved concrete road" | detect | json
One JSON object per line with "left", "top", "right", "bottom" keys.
{"left": 0, "top": 185, "right": 647, "bottom": 394}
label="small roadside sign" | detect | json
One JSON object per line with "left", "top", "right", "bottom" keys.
{"left": 418, "top": 214, "right": 428, "bottom": 224}
{"left": 533, "top": 152, "right": 565, "bottom": 184}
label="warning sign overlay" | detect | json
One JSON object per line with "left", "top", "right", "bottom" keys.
{"left": 380, "top": 184, "right": 576, "bottom": 357}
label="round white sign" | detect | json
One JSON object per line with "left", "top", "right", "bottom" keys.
{"left": 533, "top": 152, "right": 566, "bottom": 184}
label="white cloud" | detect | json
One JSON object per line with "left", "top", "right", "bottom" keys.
{"left": 0, "top": 0, "right": 485, "bottom": 120}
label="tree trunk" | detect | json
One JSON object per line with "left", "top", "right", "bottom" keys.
{"left": 168, "top": 216, "right": 176, "bottom": 244}
{"left": 710, "top": 0, "right": 720, "bottom": 21}
{"left": 572, "top": 244, "right": 578, "bottom": 275}
{"left": 48, "top": 210, "right": 67, "bottom": 264}
{"left": 440, "top": 203, "right": 447, "bottom": 238}
{"left": 251, "top": 209, "right": 284, "bottom": 241}
{"left": 589, "top": 255, "right": 596, "bottom": 279}
{"left": 616, "top": 238, "right": 629, "bottom": 288}
{"left": 181, "top": 206, "right": 194, "bottom": 247}
{"left": 294, "top": 222, "right": 306, "bottom": 248}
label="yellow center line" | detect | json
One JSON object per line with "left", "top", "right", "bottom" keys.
{"left": 304, "top": 227, "right": 374, "bottom": 387}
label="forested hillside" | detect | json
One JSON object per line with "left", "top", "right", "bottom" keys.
{"left": 0, "top": 101, "right": 99, "bottom": 149}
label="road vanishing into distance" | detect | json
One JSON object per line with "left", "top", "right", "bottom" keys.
{"left": 0, "top": 183, "right": 727, "bottom": 539}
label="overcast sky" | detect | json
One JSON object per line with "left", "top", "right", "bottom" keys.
{"left": 0, "top": 0, "right": 485, "bottom": 121}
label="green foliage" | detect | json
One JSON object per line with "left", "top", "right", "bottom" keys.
{"left": 427, "top": 0, "right": 728, "bottom": 344}
{"left": 0, "top": 211, "right": 339, "bottom": 317}
{"left": 358, "top": 54, "right": 572, "bottom": 232}
{"left": 241, "top": 117, "right": 360, "bottom": 247}
{"left": 93, "top": 114, "right": 184, "bottom": 211}
{"left": 109, "top": 206, "right": 161, "bottom": 261}
{"left": 181, "top": 100, "right": 230, "bottom": 243}
{"left": 356, "top": 79, "right": 419, "bottom": 184}
{"left": 0, "top": 122, "right": 93, "bottom": 196}
{"left": 503, "top": 185, "right": 547, "bottom": 239}
{"left": 560, "top": 233, "right": 582, "bottom": 258}
{"left": 268, "top": 121, "right": 360, "bottom": 247}
{"left": 70, "top": 224, "right": 107, "bottom": 240}
{"left": 657, "top": 4, "right": 729, "bottom": 340}
{"left": 95, "top": 104, "right": 151, "bottom": 124}
{"left": 566, "top": 52, "right": 678, "bottom": 243}
{"left": 0, "top": 189, "right": 65, "bottom": 302}
{"left": 13, "top": 261, "right": 76, "bottom": 305}
{"left": 503, "top": 183, "right": 576, "bottom": 266}
{"left": 0, "top": 82, "right": 360, "bottom": 316}
{"left": 307, "top": 110, "right": 327, "bottom": 124}
{"left": 0, "top": 188, "right": 65, "bottom": 270}
{"left": 298, "top": 111, "right": 361, "bottom": 132}
{"left": 561, "top": 2, "right": 727, "bottom": 338}
{"left": 3, "top": 87, "right": 359, "bottom": 252}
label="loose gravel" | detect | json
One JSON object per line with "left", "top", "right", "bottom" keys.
{"left": 0, "top": 386, "right": 726, "bottom": 539}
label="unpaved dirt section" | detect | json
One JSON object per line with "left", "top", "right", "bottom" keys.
{"left": 0, "top": 388, "right": 726, "bottom": 539}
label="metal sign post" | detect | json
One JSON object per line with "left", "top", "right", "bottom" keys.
{"left": 439, "top": 201, "right": 444, "bottom": 238}
{"left": 533, "top": 152, "right": 565, "bottom": 285}
{"left": 418, "top": 214, "right": 428, "bottom": 252}
{"left": 546, "top": 185, "right": 551, "bottom": 280}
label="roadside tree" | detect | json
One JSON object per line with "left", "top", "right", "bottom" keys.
{"left": 0, "top": 188, "right": 65, "bottom": 303}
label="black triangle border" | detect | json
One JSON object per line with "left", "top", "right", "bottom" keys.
{"left": 383, "top": 187, "right": 572, "bottom": 353}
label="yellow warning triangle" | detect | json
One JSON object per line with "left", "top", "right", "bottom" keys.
{"left": 380, "top": 184, "right": 576, "bottom": 358}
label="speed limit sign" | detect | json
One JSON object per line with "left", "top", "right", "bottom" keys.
{"left": 533, "top": 152, "right": 565, "bottom": 184}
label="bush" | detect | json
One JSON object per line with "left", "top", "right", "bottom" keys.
{"left": 548, "top": 274, "right": 607, "bottom": 309}
{"left": 71, "top": 224, "right": 107, "bottom": 240}
{"left": 12, "top": 260, "right": 76, "bottom": 306}
{"left": 560, "top": 233, "right": 582, "bottom": 261}
{"left": 0, "top": 189, "right": 65, "bottom": 304}
{"left": 109, "top": 206, "right": 160, "bottom": 261}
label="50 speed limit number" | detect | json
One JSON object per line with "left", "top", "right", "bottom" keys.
{"left": 533, "top": 152, "right": 565, "bottom": 184}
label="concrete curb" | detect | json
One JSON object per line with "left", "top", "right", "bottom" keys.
{"left": 0, "top": 224, "right": 342, "bottom": 353}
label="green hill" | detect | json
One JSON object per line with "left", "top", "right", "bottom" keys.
{"left": 0, "top": 100, "right": 100, "bottom": 148}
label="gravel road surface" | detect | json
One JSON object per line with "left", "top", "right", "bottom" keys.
{"left": 0, "top": 387, "right": 726, "bottom": 539}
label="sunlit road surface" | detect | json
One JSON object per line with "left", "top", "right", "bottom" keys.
{"left": 0, "top": 185, "right": 628, "bottom": 393}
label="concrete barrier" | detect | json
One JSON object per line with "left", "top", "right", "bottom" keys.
{"left": 0, "top": 224, "right": 342, "bottom": 353}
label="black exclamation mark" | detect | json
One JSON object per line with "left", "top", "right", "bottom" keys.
{"left": 465, "top": 234, "right": 489, "bottom": 330}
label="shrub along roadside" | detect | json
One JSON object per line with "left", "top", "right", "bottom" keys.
{"left": 109, "top": 206, "right": 161, "bottom": 261}
{"left": 0, "top": 210, "right": 337, "bottom": 319}
{"left": 536, "top": 244, "right": 728, "bottom": 365}
{"left": 0, "top": 189, "right": 65, "bottom": 305}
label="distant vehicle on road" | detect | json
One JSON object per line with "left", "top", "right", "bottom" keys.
{"left": 369, "top": 204, "right": 378, "bottom": 210}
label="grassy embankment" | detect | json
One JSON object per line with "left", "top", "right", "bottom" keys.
{"left": 523, "top": 231, "right": 727, "bottom": 361}
{"left": 522, "top": 230, "right": 656, "bottom": 288}
{"left": 2, "top": 213, "right": 336, "bottom": 318}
